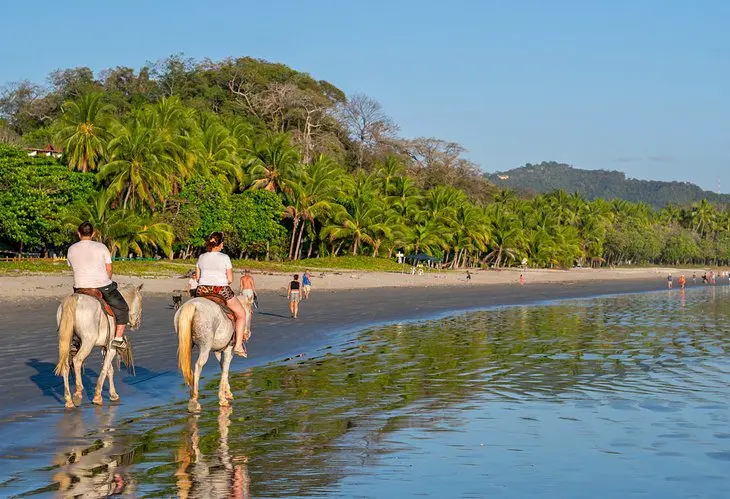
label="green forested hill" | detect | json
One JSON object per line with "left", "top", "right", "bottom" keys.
{"left": 487, "top": 161, "right": 730, "bottom": 208}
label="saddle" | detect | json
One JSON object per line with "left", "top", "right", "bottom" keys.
{"left": 74, "top": 288, "right": 115, "bottom": 318}
{"left": 199, "top": 293, "right": 236, "bottom": 327}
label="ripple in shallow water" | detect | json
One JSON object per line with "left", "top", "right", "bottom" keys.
{"left": 4, "top": 287, "right": 730, "bottom": 498}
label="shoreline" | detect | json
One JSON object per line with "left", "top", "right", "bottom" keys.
{"left": 0, "top": 266, "right": 714, "bottom": 302}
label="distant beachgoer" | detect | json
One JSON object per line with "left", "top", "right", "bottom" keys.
{"left": 288, "top": 274, "right": 301, "bottom": 319}
{"left": 187, "top": 274, "right": 198, "bottom": 297}
{"left": 703, "top": 273, "right": 708, "bottom": 284}
{"left": 520, "top": 274, "right": 525, "bottom": 286}
{"left": 667, "top": 273, "right": 673, "bottom": 289}
{"left": 710, "top": 271, "right": 716, "bottom": 284}
{"left": 466, "top": 271, "right": 472, "bottom": 282}
{"left": 302, "top": 271, "right": 312, "bottom": 299}
{"left": 679, "top": 274, "right": 686, "bottom": 289}
{"left": 692, "top": 273, "right": 697, "bottom": 284}
{"left": 239, "top": 269, "right": 256, "bottom": 306}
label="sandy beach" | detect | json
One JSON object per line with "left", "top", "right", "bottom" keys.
{"left": 0, "top": 266, "right": 708, "bottom": 302}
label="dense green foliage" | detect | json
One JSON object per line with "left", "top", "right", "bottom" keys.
{"left": 1, "top": 56, "right": 729, "bottom": 267}
{"left": 0, "top": 145, "right": 94, "bottom": 252}
{"left": 487, "top": 161, "right": 730, "bottom": 209}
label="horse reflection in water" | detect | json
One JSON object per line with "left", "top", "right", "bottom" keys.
{"left": 176, "top": 407, "right": 251, "bottom": 498}
{"left": 51, "top": 407, "right": 136, "bottom": 497}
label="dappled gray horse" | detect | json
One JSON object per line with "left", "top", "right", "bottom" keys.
{"left": 175, "top": 297, "right": 251, "bottom": 413}
{"left": 55, "top": 284, "right": 143, "bottom": 408}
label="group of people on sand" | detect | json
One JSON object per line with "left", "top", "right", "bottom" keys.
{"left": 667, "top": 270, "right": 727, "bottom": 289}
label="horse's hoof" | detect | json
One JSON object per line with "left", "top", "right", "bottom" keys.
{"left": 109, "top": 393, "right": 120, "bottom": 402}
{"left": 72, "top": 393, "right": 83, "bottom": 406}
{"left": 92, "top": 396, "right": 103, "bottom": 406}
{"left": 226, "top": 393, "right": 234, "bottom": 401}
{"left": 65, "top": 400, "right": 75, "bottom": 409}
{"left": 188, "top": 400, "right": 201, "bottom": 413}
{"left": 219, "top": 398, "right": 230, "bottom": 407}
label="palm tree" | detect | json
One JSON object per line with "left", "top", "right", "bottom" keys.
{"left": 321, "top": 194, "right": 382, "bottom": 256}
{"left": 375, "top": 155, "right": 405, "bottom": 195}
{"left": 55, "top": 92, "right": 114, "bottom": 172}
{"left": 98, "top": 119, "right": 172, "bottom": 211}
{"left": 406, "top": 221, "right": 448, "bottom": 255}
{"left": 485, "top": 209, "right": 522, "bottom": 268}
{"left": 192, "top": 115, "right": 243, "bottom": 191}
{"left": 247, "top": 134, "right": 300, "bottom": 192}
{"left": 690, "top": 199, "right": 717, "bottom": 237}
{"left": 285, "top": 155, "right": 343, "bottom": 259}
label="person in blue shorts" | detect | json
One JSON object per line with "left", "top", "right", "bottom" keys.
{"left": 302, "top": 271, "right": 312, "bottom": 300}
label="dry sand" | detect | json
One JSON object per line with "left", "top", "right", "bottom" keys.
{"left": 0, "top": 266, "right": 704, "bottom": 301}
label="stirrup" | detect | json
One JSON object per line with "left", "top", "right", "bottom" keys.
{"left": 112, "top": 337, "right": 127, "bottom": 349}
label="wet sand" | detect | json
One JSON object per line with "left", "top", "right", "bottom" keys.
{"left": 0, "top": 276, "right": 680, "bottom": 418}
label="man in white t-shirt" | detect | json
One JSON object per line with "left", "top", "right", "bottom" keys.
{"left": 67, "top": 222, "right": 129, "bottom": 347}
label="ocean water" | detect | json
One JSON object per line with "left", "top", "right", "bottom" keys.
{"left": 5, "top": 287, "right": 730, "bottom": 498}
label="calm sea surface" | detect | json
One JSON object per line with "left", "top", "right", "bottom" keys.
{"left": 5, "top": 287, "right": 730, "bottom": 498}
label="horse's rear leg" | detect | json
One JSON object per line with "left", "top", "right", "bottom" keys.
{"left": 72, "top": 342, "right": 94, "bottom": 406}
{"left": 189, "top": 346, "right": 211, "bottom": 413}
{"left": 62, "top": 364, "right": 74, "bottom": 409}
{"left": 93, "top": 349, "right": 117, "bottom": 406}
{"left": 217, "top": 347, "right": 234, "bottom": 406}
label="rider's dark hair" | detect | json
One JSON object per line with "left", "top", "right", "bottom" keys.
{"left": 293, "top": 274, "right": 299, "bottom": 280}
{"left": 206, "top": 231, "right": 224, "bottom": 250}
{"left": 78, "top": 222, "right": 94, "bottom": 237}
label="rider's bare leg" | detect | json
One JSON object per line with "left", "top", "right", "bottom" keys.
{"left": 115, "top": 324, "right": 125, "bottom": 338}
{"left": 227, "top": 297, "right": 248, "bottom": 357}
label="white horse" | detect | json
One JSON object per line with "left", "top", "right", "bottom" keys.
{"left": 55, "top": 284, "right": 143, "bottom": 408}
{"left": 175, "top": 297, "right": 251, "bottom": 413}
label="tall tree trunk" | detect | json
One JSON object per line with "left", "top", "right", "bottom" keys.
{"left": 306, "top": 227, "right": 315, "bottom": 259}
{"left": 266, "top": 241, "right": 270, "bottom": 261}
{"left": 288, "top": 216, "right": 300, "bottom": 259}
{"left": 294, "top": 222, "right": 306, "bottom": 260}
{"left": 352, "top": 236, "right": 359, "bottom": 256}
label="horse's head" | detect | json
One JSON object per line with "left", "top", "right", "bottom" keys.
{"left": 123, "top": 283, "right": 144, "bottom": 330}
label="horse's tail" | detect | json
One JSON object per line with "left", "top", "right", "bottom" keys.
{"left": 177, "top": 301, "right": 196, "bottom": 387}
{"left": 55, "top": 295, "right": 77, "bottom": 376}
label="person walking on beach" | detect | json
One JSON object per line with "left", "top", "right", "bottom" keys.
{"left": 67, "top": 222, "right": 129, "bottom": 348}
{"left": 667, "top": 273, "right": 673, "bottom": 289}
{"left": 679, "top": 274, "right": 686, "bottom": 290}
{"left": 519, "top": 273, "right": 525, "bottom": 286}
{"left": 302, "top": 271, "right": 312, "bottom": 300}
{"left": 187, "top": 273, "right": 198, "bottom": 297}
{"left": 195, "top": 232, "right": 248, "bottom": 357}
{"left": 288, "top": 274, "right": 301, "bottom": 318}
{"left": 239, "top": 269, "right": 257, "bottom": 306}
{"left": 693, "top": 273, "right": 697, "bottom": 284}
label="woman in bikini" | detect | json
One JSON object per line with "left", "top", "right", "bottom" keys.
{"left": 195, "top": 232, "right": 248, "bottom": 357}
{"left": 288, "top": 274, "right": 301, "bottom": 319}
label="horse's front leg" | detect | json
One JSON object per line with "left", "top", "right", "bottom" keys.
{"left": 224, "top": 346, "right": 234, "bottom": 401}
{"left": 107, "top": 362, "right": 119, "bottom": 402}
{"left": 93, "top": 348, "right": 117, "bottom": 406}
{"left": 62, "top": 363, "right": 74, "bottom": 409}
{"left": 218, "top": 347, "right": 234, "bottom": 406}
{"left": 189, "top": 346, "right": 211, "bottom": 413}
{"left": 72, "top": 342, "right": 94, "bottom": 406}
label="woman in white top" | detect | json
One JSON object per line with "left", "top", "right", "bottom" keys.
{"left": 195, "top": 232, "right": 248, "bottom": 357}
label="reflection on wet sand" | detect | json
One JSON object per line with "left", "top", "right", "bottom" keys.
{"left": 176, "top": 407, "right": 250, "bottom": 499}
{"left": 51, "top": 407, "right": 136, "bottom": 497}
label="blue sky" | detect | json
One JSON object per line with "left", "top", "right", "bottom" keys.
{"left": 2, "top": 0, "right": 728, "bottom": 191}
